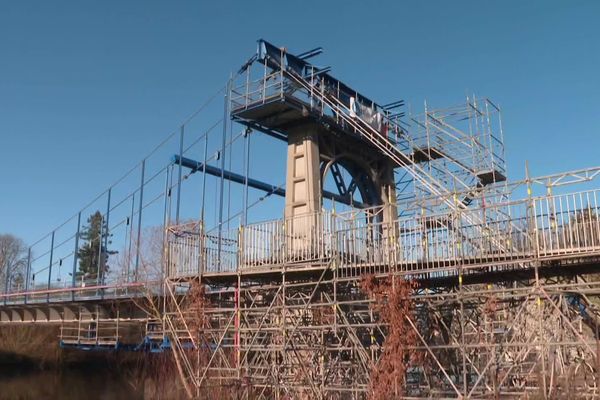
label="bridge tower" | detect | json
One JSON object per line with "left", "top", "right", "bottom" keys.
{"left": 281, "top": 126, "right": 397, "bottom": 222}
{"left": 231, "top": 40, "right": 398, "bottom": 240}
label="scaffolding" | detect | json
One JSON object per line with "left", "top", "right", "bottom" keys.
{"left": 3, "top": 40, "right": 600, "bottom": 399}
{"left": 157, "top": 41, "right": 600, "bottom": 399}
{"left": 160, "top": 178, "right": 600, "bottom": 398}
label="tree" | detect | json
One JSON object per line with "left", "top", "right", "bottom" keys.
{"left": 0, "top": 234, "right": 28, "bottom": 293}
{"left": 570, "top": 206, "right": 600, "bottom": 247}
{"left": 76, "top": 211, "right": 116, "bottom": 283}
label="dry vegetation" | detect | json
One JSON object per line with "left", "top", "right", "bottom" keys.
{"left": 0, "top": 325, "right": 62, "bottom": 367}
{"left": 175, "top": 281, "right": 244, "bottom": 400}
{"left": 361, "top": 275, "right": 421, "bottom": 400}
{"left": 0, "top": 325, "right": 189, "bottom": 399}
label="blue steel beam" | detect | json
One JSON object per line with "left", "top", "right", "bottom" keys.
{"left": 173, "top": 155, "right": 285, "bottom": 196}
{"left": 172, "top": 155, "right": 363, "bottom": 208}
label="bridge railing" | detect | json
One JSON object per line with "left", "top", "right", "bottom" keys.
{"left": 9, "top": 188, "right": 600, "bottom": 299}
{"left": 240, "top": 211, "right": 334, "bottom": 269}
{"left": 233, "top": 188, "right": 600, "bottom": 277}
{"left": 203, "top": 230, "right": 239, "bottom": 274}
{"left": 167, "top": 222, "right": 203, "bottom": 278}
{"left": 534, "top": 189, "right": 600, "bottom": 258}
{"left": 167, "top": 222, "right": 239, "bottom": 278}
{"left": 332, "top": 203, "right": 528, "bottom": 279}
{"left": 60, "top": 318, "right": 120, "bottom": 346}
{"left": 230, "top": 69, "right": 286, "bottom": 111}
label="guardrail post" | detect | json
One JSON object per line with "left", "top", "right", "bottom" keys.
{"left": 134, "top": 159, "right": 146, "bottom": 280}
{"left": 532, "top": 198, "right": 540, "bottom": 259}
{"left": 331, "top": 211, "right": 338, "bottom": 269}
{"left": 104, "top": 188, "right": 111, "bottom": 258}
{"left": 262, "top": 58, "right": 267, "bottom": 102}
{"left": 200, "top": 222, "right": 205, "bottom": 276}
{"left": 237, "top": 225, "right": 243, "bottom": 273}
{"left": 279, "top": 48, "right": 284, "bottom": 98}
{"left": 217, "top": 76, "right": 232, "bottom": 271}
{"left": 244, "top": 64, "right": 250, "bottom": 107}
{"left": 72, "top": 212, "right": 81, "bottom": 301}
{"left": 525, "top": 162, "right": 540, "bottom": 259}
{"left": 175, "top": 125, "right": 184, "bottom": 224}
{"left": 161, "top": 165, "right": 171, "bottom": 284}
{"left": 243, "top": 128, "right": 250, "bottom": 226}
{"left": 3, "top": 259, "right": 9, "bottom": 306}
{"left": 282, "top": 219, "right": 287, "bottom": 264}
{"left": 47, "top": 230, "right": 55, "bottom": 303}
{"left": 24, "top": 247, "right": 31, "bottom": 304}
{"left": 454, "top": 194, "right": 465, "bottom": 269}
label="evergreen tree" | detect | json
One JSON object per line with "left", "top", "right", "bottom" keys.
{"left": 77, "top": 211, "right": 116, "bottom": 283}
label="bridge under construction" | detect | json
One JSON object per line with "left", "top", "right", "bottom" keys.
{"left": 3, "top": 40, "right": 600, "bottom": 399}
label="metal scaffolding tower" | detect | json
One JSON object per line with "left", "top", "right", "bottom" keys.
{"left": 3, "top": 40, "right": 600, "bottom": 399}
{"left": 156, "top": 40, "right": 600, "bottom": 399}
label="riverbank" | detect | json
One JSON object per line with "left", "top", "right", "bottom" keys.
{"left": 0, "top": 365, "right": 142, "bottom": 400}
{"left": 0, "top": 326, "right": 187, "bottom": 399}
{"left": 0, "top": 353, "right": 187, "bottom": 400}
{"left": 0, "top": 325, "right": 62, "bottom": 368}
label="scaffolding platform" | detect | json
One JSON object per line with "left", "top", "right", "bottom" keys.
{"left": 411, "top": 146, "right": 446, "bottom": 163}
{"left": 231, "top": 95, "right": 309, "bottom": 139}
{"left": 477, "top": 169, "right": 506, "bottom": 185}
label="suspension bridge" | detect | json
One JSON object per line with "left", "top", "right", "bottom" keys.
{"left": 2, "top": 39, "right": 600, "bottom": 399}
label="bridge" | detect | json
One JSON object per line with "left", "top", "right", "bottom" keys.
{"left": 3, "top": 39, "right": 600, "bottom": 399}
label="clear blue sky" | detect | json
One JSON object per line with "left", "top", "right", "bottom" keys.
{"left": 1, "top": 1, "right": 600, "bottom": 246}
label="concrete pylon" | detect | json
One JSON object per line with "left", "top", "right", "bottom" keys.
{"left": 284, "top": 127, "right": 322, "bottom": 220}
{"left": 283, "top": 125, "right": 399, "bottom": 260}
{"left": 284, "top": 127, "right": 322, "bottom": 259}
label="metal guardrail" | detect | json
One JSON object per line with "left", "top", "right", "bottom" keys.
{"left": 60, "top": 320, "right": 120, "bottom": 346}
{"left": 6, "top": 188, "right": 600, "bottom": 302}
{"left": 241, "top": 211, "right": 334, "bottom": 268}
{"left": 164, "top": 188, "right": 600, "bottom": 279}
{"left": 167, "top": 223, "right": 239, "bottom": 278}
{"left": 0, "top": 280, "right": 157, "bottom": 307}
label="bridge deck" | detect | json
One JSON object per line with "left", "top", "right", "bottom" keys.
{"left": 3, "top": 248, "right": 600, "bottom": 323}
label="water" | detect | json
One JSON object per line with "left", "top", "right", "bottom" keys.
{"left": 0, "top": 367, "right": 144, "bottom": 400}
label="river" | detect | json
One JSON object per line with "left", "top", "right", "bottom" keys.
{"left": 0, "top": 367, "right": 145, "bottom": 400}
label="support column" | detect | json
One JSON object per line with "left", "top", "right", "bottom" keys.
{"left": 379, "top": 162, "right": 398, "bottom": 226}
{"left": 284, "top": 128, "right": 322, "bottom": 258}
{"left": 284, "top": 127, "right": 322, "bottom": 219}
{"left": 379, "top": 162, "right": 398, "bottom": 267}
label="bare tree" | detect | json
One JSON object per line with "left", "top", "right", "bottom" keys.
{"left": 112, "top": 225, "right": 164, "bottom": 284}
{"left": 0, "top": 234, "right": 28, "bottom": 293}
